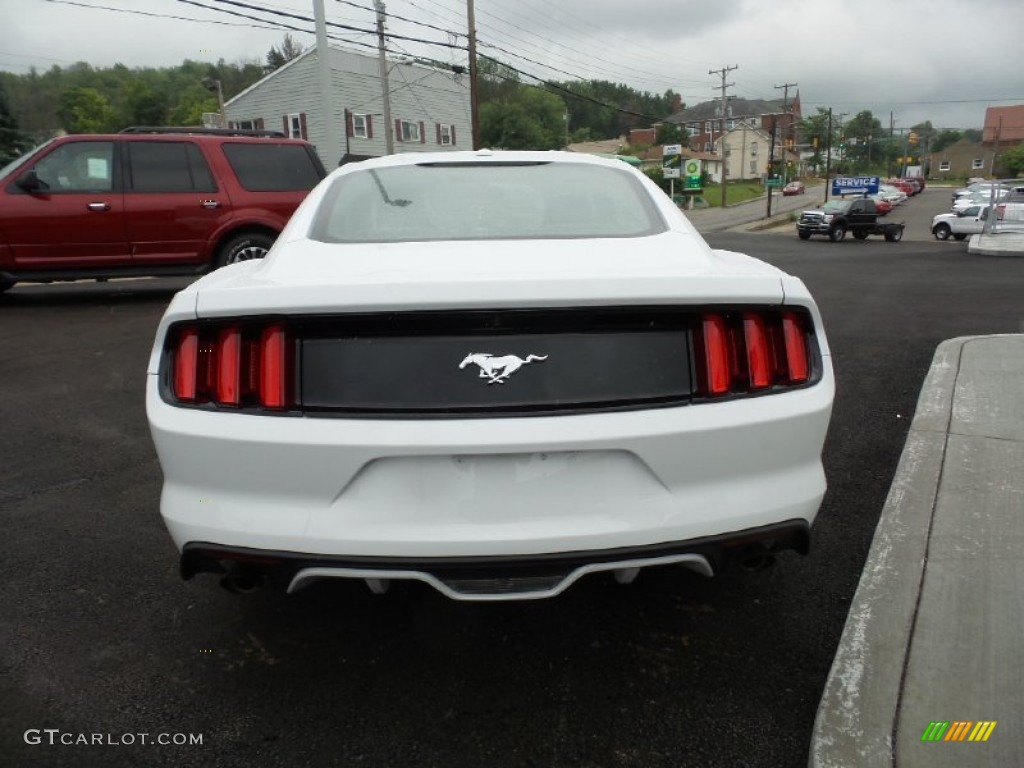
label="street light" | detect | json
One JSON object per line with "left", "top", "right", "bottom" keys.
{"left": 201, "top": 77, "right": 226, "bottom": 128}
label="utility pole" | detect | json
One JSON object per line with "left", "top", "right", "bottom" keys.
{"left": 373, "top": 0, "right": 394, "bottom": 154}
{"left": 467, "top": 0, "right": 481, "bottom": 149}
{"left": 709, "top": 65, "right": 737, "bottom": 207}
{"left": 774, "top": 81, "right": 797, "bottom": 183}
{"left": 313, "top": 0, "right": 340, "bottom": 165}
{"left": 824, "top": 107, "right": 833, "bottom": 202}
{"left": 766, "top": 114, "right": 778, "bottom": 218}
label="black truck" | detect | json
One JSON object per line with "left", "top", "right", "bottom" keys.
{"left": 796, "top": 198, "right": 904, "bottom": 242}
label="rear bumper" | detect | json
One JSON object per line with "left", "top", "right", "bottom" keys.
{"left": 183, "top": 520, "right": 809, "bottom": 600}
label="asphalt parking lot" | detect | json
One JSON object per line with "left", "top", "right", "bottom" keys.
{"left": 3, "top": 187, "right": 1022, "bottom": 768}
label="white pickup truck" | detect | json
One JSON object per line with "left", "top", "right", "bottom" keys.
{"left": 932, "top": 202, "right": 1024, "bottom": 240}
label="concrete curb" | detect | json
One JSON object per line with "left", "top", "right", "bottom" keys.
{"left": 809, "top": 335, "right": 1024, "bottom": 767}
{"left": 968, "top": 232, "right": 1024, "bottom": 257}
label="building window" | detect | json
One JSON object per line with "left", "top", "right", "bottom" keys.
{"left": 972, "top": 158, "right": 985, "bottom": 170}
{"left": 750, "top": 142, "right": 758, "bottom": 156}
{"left": 230, "top": 119, "right": 263, "bottom": 131}
{"left": 750, "top": 160, "right": 758, "bottom": 175}
{"left": 727, "top": 119, "right": 735, "bottom": 130}
{"left": 353, "top": 113, "right": 369, "bottom": 139}
{"left": 437, "top": 123, "right": 455, "bottom": 146}
{"left": 397, "top": 119, "right": 421, "bottom": 143}
{"left": 283, "top": 112, "right": 307, "bottom": 139}
{"left": 689, "top": 124, "right": 700, "bottom": 137}
{"left": 704, "top": 121, "right": 712, "bottom": 133}
{"left": 939, "top": 160, "right": 951, "bottom": 171}
{"left": 748, "top": 118, "right": 757, "bottom": 128}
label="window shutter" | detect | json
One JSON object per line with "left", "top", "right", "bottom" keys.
{"left": 450, "top": 125, "right": 456, "bottom": 146}
{"left": 345, "top": 111, "right": 354, "bottom": 137}
{"left": 395, "top": 119, "right": 402, "bottom": 142}
{"left": 366, "top": 115, "right": 373, "bottom": 139}
{"left": 436, "top": 123, "right": 442, "bottom": 145}
{"left": 299, "top": 112, "right": 308, "bottom": 140}
{"left": 282, "top": 115, "right": 288, "bottom": 136}
{"left": 419, "top": 121, "right": 425, "bottom": 144}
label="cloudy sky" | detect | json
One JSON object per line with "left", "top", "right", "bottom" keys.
{"left": 4, "top": 0, "right": 1023, "bottom": 131}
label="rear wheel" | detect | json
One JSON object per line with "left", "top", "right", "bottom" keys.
{"left": 933, "top": 223, "right": 951, "bottom": 240}
{"left": 953, "top": 233, "right": 967, "bottom": 241}
{"left": 884, "top": 227, "right": 904, "bottom": 242}
{"left": 797, "top": 230, "right": 812, "bottom": 240}
{"left": 216, "top": 231, "right": 276, "bottom": 268}
{"left": 828, "top": 224, "right": 846, "bottom": 242}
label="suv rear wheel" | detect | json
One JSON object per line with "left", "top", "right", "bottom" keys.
{"left": 217, "top": 232, "right": 275, "bottom": 268}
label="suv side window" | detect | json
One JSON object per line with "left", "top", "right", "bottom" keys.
{"left": 32, "top": 141, "right": 115, "bottom": 193}
{"left": 127, "top": 141, "right": 216, "bottom": 193}
{"left": 221, "top": 143, "right": 323, "bottom": 192}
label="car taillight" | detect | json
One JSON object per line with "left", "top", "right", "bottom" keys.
{"left": 693, "top": 310, "right": 813, "bottom": 397}
{"left": 171, "top": 322, "right": 294, "bottom": 410}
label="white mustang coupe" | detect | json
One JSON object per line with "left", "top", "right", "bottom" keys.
{"left": 147, "top": 150, "right": 834, "bottom": 601}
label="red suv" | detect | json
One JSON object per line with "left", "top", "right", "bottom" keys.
{"left": 0, "top": 127, "right": 326, "bottom": 292}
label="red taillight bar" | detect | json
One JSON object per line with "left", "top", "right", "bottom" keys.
{"left": 174, "top": 328, "right": 200, "bottom": 402}
{"left": 782, "top": 312, "right": 810, "bottom": 383}
{"left": 258, "top": 325, "right": 290, "bottom": 409}
{"left": 171, "top": 322, "right": 293, "bottom": 410}
{"left": 694, "top": 310, "right": 814, "bottom": 397}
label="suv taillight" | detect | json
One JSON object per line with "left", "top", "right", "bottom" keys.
{"left": 693, "top": 310, "right": 811, "bottom": 397}
{"left": 170, "top": 322, "right": 294, "bottom": 410}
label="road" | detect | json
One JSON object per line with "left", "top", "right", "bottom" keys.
{"left": 3, "top": 188, "right": 1019, "bottom": 768}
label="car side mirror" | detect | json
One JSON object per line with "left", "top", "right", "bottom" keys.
{"left": 15, "top": 170, "right": 48, "bottom": 193}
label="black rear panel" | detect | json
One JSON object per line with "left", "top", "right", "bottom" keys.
{"left": 298, "top": 307, "right": 693, "bottom": 415}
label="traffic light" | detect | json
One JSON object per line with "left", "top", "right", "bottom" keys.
{"left": 812, "top": 137, "right": 818, "bottom": 148}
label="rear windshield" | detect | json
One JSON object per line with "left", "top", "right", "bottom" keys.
{"left": 309, "top": 162, "right": 668, "bottom": 243}
{"left": 221, "top": 143, "right": 325, "bottom": 191}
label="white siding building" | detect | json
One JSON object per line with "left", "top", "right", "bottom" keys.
{"left": 224, "top": 46, "right": 472, "bottom": 168}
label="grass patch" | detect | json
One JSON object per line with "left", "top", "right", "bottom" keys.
{"left": 698, "top": 182, "right": 767, "bottom": 207}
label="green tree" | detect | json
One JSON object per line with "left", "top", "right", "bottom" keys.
{"left": 931, "top": 129, "right": 963, "bottom": 153}
{"left": 797, "top": 107, "right": 836, "bottom": 174}
{"left": 481, "top": 86, "right": 566, "bottom": 150}
{"left": 656, "top": 122, "right": 688, "bottom": 146}
{"left": 265, "top": 34, "right": 304, "bottom": 72}
{"left": 0, "top": 79, "right": 31, "bottom": 164}
{"left": 120, "top": 79, "right": 167, "bottom": 126}
{"left": 57, "top": 86, "right": 119, "bottom": 133}
{"left": 998, "top": 144, "right": 1024, "bottom": 177}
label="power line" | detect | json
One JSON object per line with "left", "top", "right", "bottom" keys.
{"left": 43, "top": 0, "right": 282, "bottom": 30}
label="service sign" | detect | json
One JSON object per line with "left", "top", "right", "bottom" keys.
{"left": 831, "top": 176, "right": 880, "bottom": 195}
{"left": 663, "top": 144, "right": 682, "bottom": 179}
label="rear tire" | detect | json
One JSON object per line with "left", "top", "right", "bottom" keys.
{"left": 884, "top": 227, "right": 904, "bottom": 242}
{"left": 216, "top": 232, "right": 275, "bottom": 268}
{"left": 933, "top": 223, "right": 951, "bottom": 240}
{"left": 828, "top": 224, "right": 846, "bottom": 242}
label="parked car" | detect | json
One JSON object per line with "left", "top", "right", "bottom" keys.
{"left": 951, "top": 182, "right": 1009, "bottom": 204}
{"left": 886, "top": 178, "right": 917, "bottom": 196}
{"left": 147, "top": 150, "right": 835, "bottom": 601}
{"left": 0, "top": 127, "right": 326, "bottom": 292}
{"left": 877, "top": 185, "right": 907, "bottom": 205}
{"left": 868, "top": 195, "right": 893, "bottom": 215}
{"left": 782, "top": 180, "right": 806, "bottom": 196}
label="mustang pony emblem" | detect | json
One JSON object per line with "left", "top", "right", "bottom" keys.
{"left": 459, "top": 353, "right": 548, "bottom": 384}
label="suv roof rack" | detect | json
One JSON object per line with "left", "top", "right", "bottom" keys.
{"left": 119, "top": 126, "right": 287, "bottom": 138}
